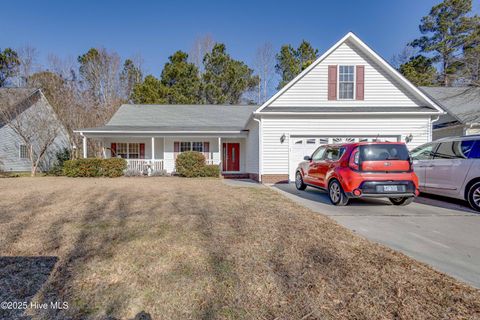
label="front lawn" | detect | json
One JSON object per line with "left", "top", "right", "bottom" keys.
{"left": 0, "top": 177, "right": 479, "bottom": 319}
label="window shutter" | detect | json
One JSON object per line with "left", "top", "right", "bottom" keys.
{"left": 140, "top": 143, "right": 145, "bottom": 159}
{"left": 174, "top": 141, "right": 179, "bottom": 159}
{"left": 204, "top": 142, "right": 210, "bottom": 160}
{"left": 356, "top": 65, "right": 365, "bottom": 100}
{"left": 111, "top": 143, "right": 116, "bottom": 157}
{"left": 328, "top": 65, "right": 337, "bottom": 100}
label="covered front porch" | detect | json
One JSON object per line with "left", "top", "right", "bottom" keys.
{"left": 79, "top": 134, "right": 247, "bottom": 175}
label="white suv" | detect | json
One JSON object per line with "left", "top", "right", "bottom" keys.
{"left": 411, "top": 136, "right": 480, "bottom": 211}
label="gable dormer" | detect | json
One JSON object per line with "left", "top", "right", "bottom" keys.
{"left": 256, "top": 33, "right": 444, "bottom": 113}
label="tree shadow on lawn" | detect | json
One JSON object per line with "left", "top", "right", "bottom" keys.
{"left": 2, "top": 187, "right": 162, "bottom": 319}
{"left": 0, "top": 256, "right": 58, "bottom": 320}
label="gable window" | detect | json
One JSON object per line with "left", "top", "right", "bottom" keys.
{"left": 338, "top": 65, "right": 355, "bottom": 99}
{"left": 19, "top": 144, "right": 29, "bottom": 159}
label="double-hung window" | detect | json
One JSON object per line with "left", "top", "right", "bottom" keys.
{"left": 115, "top": 143, "right": 140, "bottom": 159}
{"left": 19, "top": 144, "right": 29, "bottom": 159}
{"left": 339, "top": 65, "right": 355, "bottom": 99}
{"left": 180, "top": 142, "right": 204, "bottom": 152}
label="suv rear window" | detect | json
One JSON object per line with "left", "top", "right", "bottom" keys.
{"left": 360, "top": 144, "right": 410, "bottom": 161}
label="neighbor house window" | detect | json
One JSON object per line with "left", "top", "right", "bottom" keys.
{"left": 339, "top": 65, "right": 355, "bottom": 99}
{"left": 115, "top": 143, "right": 140, "bottom": 159}
{"left": 19, "top": 144, "right": 29, "bottom": 159}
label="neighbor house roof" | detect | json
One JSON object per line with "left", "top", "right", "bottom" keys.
{"left": 0, "top": 88, "right": 40, "bottom": 127}
{"left": 77, "top": 104, "right": 258, "bottom": 133}
{"left": 420, "top": 86, "right": 480, "bottom": 128}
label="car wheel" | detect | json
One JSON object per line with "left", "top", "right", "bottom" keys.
{"left": 467, "top": 182, "right": 480, "bottom": 212}
{"left": 328, "top": 180, "right": 349, "bottom": 206}
{"left": 295, "top": 171, "right": 307, "bottom": 190}
{"left": 389, "top": 197, "right": 414, "bottom": 206}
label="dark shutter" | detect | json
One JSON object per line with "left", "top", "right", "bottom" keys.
{"left": 204, "top": 142, "right": 210, "bottom": 160}
{"left": 140, "top": 143, "right": 145, "bottom": 159}
{"left": 111, "top": 143, "right": 116, "bottom": 157}
{"left": 174, "top": 141, "right": 180, "bottom": 159}
{"left": 356, "top": 65, "right": 365, "bottom": 100}
{"left": 328, "top": 65, "right": 337, "bottom": 100}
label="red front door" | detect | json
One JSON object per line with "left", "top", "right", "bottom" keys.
{"left": 223, "top": 143, "right": 240, "bottom": 172}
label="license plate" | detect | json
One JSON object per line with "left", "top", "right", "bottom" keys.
{"left": 384, "top": 185, "right": 398, "bottom": 192}
{"left": 376, "top": 185, "right": 404, "bottom": 192}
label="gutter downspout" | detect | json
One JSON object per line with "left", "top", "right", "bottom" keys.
{"left": 430, "top": 115, "right": 440, "bottom": 141}
{"left": 253, "top": 117, "right": 262, "bottom": 183}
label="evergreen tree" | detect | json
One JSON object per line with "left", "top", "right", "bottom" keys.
{"left": 202, "top": 43, "right": 259, "bottom": 104}
{"left": 131, "top": 75, "right": 167, "bottom": 104}
{"left": 160, "top": 51, "right": 201, "bottom": 104}
{"left": 410, "top": 0, "right": 477, "bottom": 86}
{"left": 0, "top": 48, "right": 20, "bottom": 87}
{"left": 399, "top": 55, "right": 438, "bottom": 86}
{"left": 275, "top": 40, "right": 318, "bottom": 89}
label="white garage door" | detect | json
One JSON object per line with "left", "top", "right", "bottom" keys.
{"left": 288, "top": 136, "right": 399, "bottom": 181}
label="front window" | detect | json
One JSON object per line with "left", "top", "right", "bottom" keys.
{"left": 338, "top": 65, "right": 355, "bottom": 99}
{"left": 180, "top": 142, "right": 191, "bottom": 152}
{"left": 115, "top": 143, "right": 140, "bottom": 159}
{"left": 179, "top": 142, "right": 204, "bottom": 152}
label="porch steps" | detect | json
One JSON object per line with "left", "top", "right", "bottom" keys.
{"left": 222, "top": 173, "right": 250, "bottom": 179}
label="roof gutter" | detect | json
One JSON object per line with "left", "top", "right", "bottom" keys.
{"left": 254, "top": 111, "right": 444, "bottom": 116}
{"left": 74, "top": 130, "right": 247, "bottom": 134}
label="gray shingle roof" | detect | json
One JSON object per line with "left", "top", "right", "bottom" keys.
{"left": 0, "top": 88, "right": 39, "bottom": 127}
{"left": 420, "top": 87, "right": 480, "bottom": 126}
{"left": 84, "top": 104, "right": 258, "bottom": 132}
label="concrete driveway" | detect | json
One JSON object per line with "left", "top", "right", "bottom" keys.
{"left": 272, "top": 183, "right": 480, "bottom": 288}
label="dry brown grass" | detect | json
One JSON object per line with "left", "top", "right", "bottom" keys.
{"left": 0, "top": 177, "right": 479, "bottom": 320}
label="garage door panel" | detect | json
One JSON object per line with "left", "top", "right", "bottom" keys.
{"left": 288, "top": 136, "right": 400, "bottom": 181}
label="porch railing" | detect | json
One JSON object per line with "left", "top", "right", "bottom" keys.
{"left": 126, "top": 159, "right": 164, "bottom": 173}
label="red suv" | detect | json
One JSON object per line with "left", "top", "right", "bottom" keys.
{"left": 295, "top": 142, "right": 419, "bottom": 206}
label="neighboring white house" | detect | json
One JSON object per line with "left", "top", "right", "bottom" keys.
{"left": 76, "top": 32, "right": 445, "bottom": 183}
{"left": 420, "top": 86, "right": 480, "bottom": 140}
{"left": 0, "top": 88, "right": 70, "bottom": 172}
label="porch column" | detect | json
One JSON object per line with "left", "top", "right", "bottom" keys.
{"left": 218, "top": 137, "right": 221, "bottom": 168}
{"left": 82, "top": 135, "right": 87, "bottom": 158}
{"left": 151, "top": 137, "right": 155, "bottom": 160}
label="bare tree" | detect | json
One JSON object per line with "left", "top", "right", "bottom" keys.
{"left": 17, "top": 45, "right": 39, "bottom": 86}
{"left": 390, "top": 45, "right": 417, "bottom": 69}
{"left": 254, "top": 42, "right": 275, "bottom": 104}
{"left": 189, "top": 34, "right": 215, "bottom": 73}
{"left": 0, "top": 91, "right": 63, "bottom": 176}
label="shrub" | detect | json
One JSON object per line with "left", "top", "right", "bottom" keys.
{"left": 47, "top": 148, "right": 71, "bottom": 176}
{"left": 175, "top": 151, "right": 207, "bottom": 178}
{"left": 101, "top": 158, "right": 127, "bottom": 177}
{"left": 151, "top": 169, "right": 169, "bottom": 177}
{"left": 63, "top": 158, "right": 127, "bottom": 177}
{"left": 124, "top": 169, "right": 143, "bottom": 177}
{"left": 200, "top": 165, "right": 220, "bottom": 177}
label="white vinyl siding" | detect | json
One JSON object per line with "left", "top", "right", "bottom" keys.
{"left": 261, "top": 115, "right": 431, "bottom": 177}
{"left": 268, "top": 40, "right": 424, "bottom": 108}
{"left": 245, "top": 119, "right": 259, "bottom": 174}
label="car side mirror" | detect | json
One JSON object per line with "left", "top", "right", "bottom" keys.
{"left": 304, "top": 155, "right": 312, "bottom": 161}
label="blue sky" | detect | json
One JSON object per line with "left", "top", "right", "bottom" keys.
{"left": 2, "top": 0, "right": 479, "bottom": 78}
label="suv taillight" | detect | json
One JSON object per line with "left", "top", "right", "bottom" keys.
{"left": 408, "top": 157, "right": 413, "bottom": 172}
{"left": 349, "top": 147, "right": 360, "bottom": 171}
